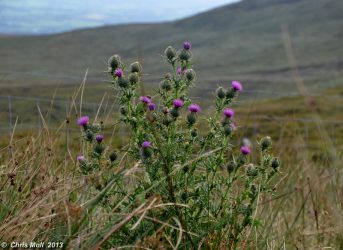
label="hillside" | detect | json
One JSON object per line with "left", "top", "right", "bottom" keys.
{"left": 0, "top": 0, "right": 343, "bottom": 100}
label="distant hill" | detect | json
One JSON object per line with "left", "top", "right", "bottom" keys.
{"left": 0, "top": 1, "right": 238, "bottom": 34}
{"left": 1, "top": 0, "right": 342, "bottom": 100}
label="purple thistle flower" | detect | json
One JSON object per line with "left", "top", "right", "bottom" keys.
{"left": 188, "top": 104, "right": 201, "bottom": 113}
{"left": 96, "top": 134, "right": 104, "bottom": 143}
{"left": 173, "top": 99, "right": 184, "bottom": 108}
{"left": 240, "top": 146, "right": 251, "bottom": 155}
{"left": 142, "top": 141, "right": 151, "bottom": 149}
{"left": 77, "top": 155, "right": 85, "bottom": 162}
{"left": 148, "top": 102, "right": 156, "bottom": 111}
{"left": 223, "top": 108, "right": 234, "bottom": 118}
{"left": 114, "top": 68, "right": 123, "bottom": 77}
{"left": 183, "top": 41, "right": 191, "bottom": 50}
{"left": 139, "top": 96, "right": 152, "bottom": 104}
{"left": 177, "top": 67, "right": 181, "bottom": 75}
{"left": 232, "top": 81, "right": 243, "bottom": 91}
{"left": 77, "top": 116, "right": 89, "bottom": 126}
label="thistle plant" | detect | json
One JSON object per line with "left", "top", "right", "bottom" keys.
{"left": 76, "top": 42, "right": 281, "bottom": 249}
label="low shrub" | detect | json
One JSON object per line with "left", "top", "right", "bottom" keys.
{"left": 75, "top": 42, "right": 280, "bottom": 249}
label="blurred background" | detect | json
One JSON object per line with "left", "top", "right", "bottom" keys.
{"left": 0, "top": 0, "right": 343, "bottom": 129}
{"left": 0, "top": 0, "right": 342, "bottom": 118}
{"left": 0, "top": 0, "right": 342, "bottom": 144}
{"left": 1, "top": 0, "right": 342, "bottom": 150}
{"left": 0, "top": 0, "right": 342, "bottom": 142}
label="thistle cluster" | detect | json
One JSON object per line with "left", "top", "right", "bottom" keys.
{"left": 76, "top": 116, "right": 118, "bottom": 180}
{"left": 75, "top": 42, "right": 280, "bottom": 248}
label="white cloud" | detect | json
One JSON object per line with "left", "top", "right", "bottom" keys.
{"left": 0, "top": 0, "right": 241, "bottom": 34}
{"left": 83, "top": 13, "right": 107, "bottom": 21}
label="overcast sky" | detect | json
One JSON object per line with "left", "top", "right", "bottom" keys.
{"left": 0, "top": 0, "right": 240, "bottom": 34}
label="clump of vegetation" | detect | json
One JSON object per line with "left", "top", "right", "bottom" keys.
{"left": 0, "top": 42, "right": 282, "bottom": 249}
{"left": 73, "top": 42, "right": 280, "bottom": 248}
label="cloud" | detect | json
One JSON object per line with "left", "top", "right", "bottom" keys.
{"left": 0, "top": 0, "right": 241, "bottom": 34}
{"left": 83, "top": 13, "right": 107, "bottom": 21}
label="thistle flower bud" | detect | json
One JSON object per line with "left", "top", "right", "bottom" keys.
{"left": 221, "top": 117, "right": 230, "bottom": 127}
{"left": 108, "top": 54, "right": 121, "bottom": 70}
{"left": 223, "top": 125, "right": 232, "bottom": 136}
{"left": 165, "top": 73, "right": 172, "bottom": 79}
{"left": 162, "top": 107, "right": 169, "bottom": 114}
{"left": 170, "top": 108, "right": 180, "bottom": 118}
{"left": 191, "top": 129, "right": 197, "bottom": 137}
{"left": 260, "top": 136, "right": 272, "bottom": 151}
{"left": 165, "top": 46, "right": 176, "bottom": 60}
{"left": 246, "top": 164, "right": 258, "bottom": 177}
{"left": 226, "top": 88, "right": 236, "bottom": 99}
{"left": 185, "top": 69, "right": 195, "bottom": 81}
{"left": 120, "top": 106, "right": 128, "bottom": 115}
{"left": 161, "top": 79, "right": 172, "bottom": 91}
{"left": 179, "top": 49, "right": 192, "bottom": 61}
{"left": 162, "top": 116, "right": 172, "bottom": 126}
{"left": 271, "top": 157, "right": 280, "bottom": 169}
{"left": 94, "top": 144, "right": 105, "bottom": 154}
{"left": 187, "top": 112, "right": 197, "bottom": 126}
{"left": 130, "top": 61, "right": 141, "bottom": 73}
{"left": 227, "top": 161, "right": 236, "bottom": 173}
{"left": 237, "top": 154, "right": 246, "bottom": 166}
{"left": 109, "top": 151, "right": 117, "bottom": 162}
{"left": 86, "top": 130, "right": 94, "bottom": 141}
{"left": 91, "top": 123, "right": 101, "bottom": 132}
{"left": 216, "top": 87, "right": 226, "bottom": 99}
{"left": 141, "top": 141, "right": 152, "bottom": 159}
{"left": 118, "top": 77, "right": 129, "bottom": 88}
{"left": 129, "top": 73, "right": 139, "bottom": 84}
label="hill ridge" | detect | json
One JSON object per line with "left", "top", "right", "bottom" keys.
{"left": 0, "top": 0, "right": 342, "bottom": 100}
